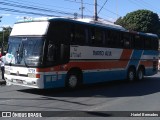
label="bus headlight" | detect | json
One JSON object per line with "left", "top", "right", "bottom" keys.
{"left": 28, "top": 73, "right": 40, "bottom": 78}
{"left": 5, "top": 70, "right": 11, "bottom": 75}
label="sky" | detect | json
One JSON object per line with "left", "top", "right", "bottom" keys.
{"left": 0, "top": 0, "right": 160, "bottom": 30}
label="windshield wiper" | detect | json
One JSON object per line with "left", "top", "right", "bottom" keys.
{"left": 16, "top": 44, "right": 21, "bottom": 64}
{"left": 21, "top": 41, "right": 29, "bottom": 67}
{"left": 15, "top": 41, "right": 28, "bottom": 67}
{"left": 23, "top": 52, "right": 28, "bottom": 67}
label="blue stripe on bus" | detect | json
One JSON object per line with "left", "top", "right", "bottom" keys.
{"left": 43, "top": 68, "right": 157, "bottom": 89}
{"left": 43, "top": 70, "right": 127, "bottom": 88}
{"left": 44, "top": 75, "right": 65, "bottom": 88}
{"left": 83, "top": 70, "right": 126, "bottom": 84}
{"left": 128, "top": 50, "right": 143, "bottom": 69}
{"left": 143, "top": 50, "right": 159, "bottom": 56}
{"left": 145, "top": 68, "right": 157, "bottom": 76}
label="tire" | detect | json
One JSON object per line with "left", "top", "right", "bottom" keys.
{"left": 127, "top": 68, "right": 136, "bottom": 82}
{"left": 65, "top": 72, "right": 80, "bottom": 89}
{"left": 136, "top": 68, "right": 144, "bottom": 80}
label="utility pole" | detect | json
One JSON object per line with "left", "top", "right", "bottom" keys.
{"left": 80, "top": 0, "right": 84, "bottom": 19}
{"left": 116, "top": 0, "right": 118, "bottom": 19}
{"left": 94, "top": 0, "right": 98, "bottom": 21}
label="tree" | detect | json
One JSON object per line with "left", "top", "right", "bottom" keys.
{"left": 115, "top": 17, "right": 124, "bottom": 26}
{"left": 0, "top": 27, "right": 12, "bottom": 49}
{"left": 115, "top": 10, "right": 160, "bottom": 34}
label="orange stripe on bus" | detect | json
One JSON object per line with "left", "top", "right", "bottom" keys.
{"left": 37, "top": 60, "right": 130, "bottom": 72}
{"left": 65, "top": 61, "right": 127, "bottom": 70}
{"left": 120, "top": 49, "right": 133, "bottom": 60}
{"left": 36, "top": 67, "right": 54, "bottom": 72}
{"left": 140, "top": 61, "right": 153, "bottom": 67}
{"left": 36, "top": 74, "right": 41, "bottom": 78}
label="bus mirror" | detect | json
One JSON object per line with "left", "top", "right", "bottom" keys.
{"left": 60, "top": 44, "right": 70, "bottom": 63}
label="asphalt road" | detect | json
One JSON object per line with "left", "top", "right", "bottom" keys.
{"left": 0, "top": 72, "right": 160, "bottom": 120}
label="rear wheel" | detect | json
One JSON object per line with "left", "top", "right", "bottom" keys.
{"left": 137, "top": 68, "right": 144, "bottom": 80}
{"left": 127, "top": 68, "right": 136, "bottom": 82}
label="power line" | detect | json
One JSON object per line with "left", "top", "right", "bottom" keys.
{"left": 100, "top": 7, "right": 121, "bottom": 17}
{"left": 64, "top": 0, "right": 94, "bottom": 6}
{"left": 127, "top": 0, "right": 145, "bottom": 8}
{"left": 134, "top": 0, "right": 160, "bottom": 13}
{"left": 128, "top": 0, "right": 160, "bottom": 13}
{"left": 0, "top": 6, "right": 92, "bottom": 19}
{"left": 0, "top": 0, "right": 94, "bottom": 18}
{"left": 98, "top": 0, "right": 109, "bottom": 14}
{"left": 0, "top": 1, "right": 74, "bottom": 16}
{"left": 64, "top": 0, "right": 121, "bottom": 18}
{"left": 0, "top": 0, "right": 119, "bottom": 21}
{"left": 0, "top": 7, "right": 60, "bottom": 17}
{"left": 4, "top": 0, "right": 78, "bottom": 13}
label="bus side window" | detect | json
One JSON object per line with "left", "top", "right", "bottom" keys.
{"left": 105, "top": 30, "right": 112, "bottom": 47}
{"left": 123, "top": 33, "right": 131, "bottom": 49}
{"left": 106, "top": 30, "right": 122, "bottom": 48}
{"left": 115, "top": 31, "right": 123, "bottom": 48}
{"left": 156, "top": 39, "right": 159, "bottom": 50}
{"left": 89, "top": 28, "right": 104, "bottom": 47}
{"left": 144, "top": 38, "right": 151, "bottom": 50}
{"left": 90, "top": 28, "right": 95, "bottom": 44}
{"left": 47, "top": 43, "right": 56, "bottom": 62}
{"left": 134, "top": 35, "right": 144, "bottom": 50}
{"left": 71, "top": 24, "right": 86, "bottom": 45}
{"left": 151, "top": 38, "right": 159, "bottom": 50}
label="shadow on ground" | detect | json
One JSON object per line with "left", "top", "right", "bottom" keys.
{"left": 18, "top": 76, "right": 160, "bottom": 98}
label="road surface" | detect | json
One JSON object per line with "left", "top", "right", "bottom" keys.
{"left": 0, "top": 72, "right": 160, "bottom": 120}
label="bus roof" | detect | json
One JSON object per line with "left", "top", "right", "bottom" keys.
{"left": 14, "top": 17, "right": 158, "bottom": 38}
{"left": 16, "top": 17, "right": 126, "bottom": 31}
{"left": 76, "top": 18, "right": 126, "bottom": 31}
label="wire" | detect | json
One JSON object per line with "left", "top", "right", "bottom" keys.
{"left": 0, "top": 1, "right": 74, "bottom": 16}
{"left": 0, "top": 0, "right": 119, "bottom": 22}
{"left": 98, "top": 0, "right": 109, "bottom": 14}
{"left": 134, "top": 0, "right": 160, "bottom": 13}
{"left": 64, "top": 0, "right": 121, "bottom": 18}
{"left": 0, "top": 1, "right": 95, "bottom": 19}
{"left": 0, "top": 6, "right": 93, "bottom": 19}
{"left": 0, "top": 7, "right": 60, "bottom": 17}
{"left": 4, "top": 0, "right": 78, "bottom": 13}
{"left": 64, "top": 0, "right": 94, "bottom": 6}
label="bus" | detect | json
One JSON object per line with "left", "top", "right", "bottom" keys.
{"left": 5, "top": 18, "right": 159, "bottom": 89}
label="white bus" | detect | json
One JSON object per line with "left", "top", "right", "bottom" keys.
{"left": 5, "top": 18, "right": 159, "bottom": 89}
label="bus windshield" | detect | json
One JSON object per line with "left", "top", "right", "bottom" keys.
{"left": 6, "top": 37, "right": 44, "bottom": 67}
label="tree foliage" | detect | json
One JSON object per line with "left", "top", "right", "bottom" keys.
{"left": 115, "top": 10, "right": 160, "bottom": 34}
{"left": 0, "top": 27, "right": 12, "bottom": 48}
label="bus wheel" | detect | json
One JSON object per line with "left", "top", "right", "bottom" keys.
{"left": 137, "top": 68, "right": 144, "bottom": 80}
{"left": 127, "top": 68, "right": 136, "bottom": 82}
{"left": 66, "top": 72, "right": 79, "bottom": 89}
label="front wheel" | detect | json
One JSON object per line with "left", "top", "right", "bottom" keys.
{"left": 65, "top": 72, "right": 79, "bottom": 89}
